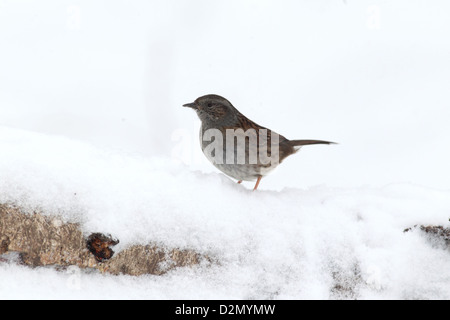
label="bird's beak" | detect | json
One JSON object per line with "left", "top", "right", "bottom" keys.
{"left": 183, "top": 102, "right": 198, "bottom": 109}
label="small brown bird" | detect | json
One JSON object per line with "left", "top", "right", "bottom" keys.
{"left": 183, "top": 94, "right": 335, "bottom": 190}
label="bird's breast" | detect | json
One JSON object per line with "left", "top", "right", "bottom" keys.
{"left": 198, "top": 125, "right": 280, "bottom": 181}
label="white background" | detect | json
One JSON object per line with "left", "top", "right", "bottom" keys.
{"left": 1, "top": 0, "right": 449, "bottom": 191}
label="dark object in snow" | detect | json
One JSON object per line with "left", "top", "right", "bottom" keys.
{"left": 404, "top": 225, "right": 450, "bottom": 247}
{"left": 0, "top": 203, "right": 203, "bottom": 275}
{"left": 419, "top": 225, "right": 450, "bottom": 241}
{"left": 86, "top": 233, "right": 119, "bottom": 262}
{"left": 0, "top": 235, "right": 10, "bottom": 254}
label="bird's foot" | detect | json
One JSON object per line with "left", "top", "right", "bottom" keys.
{"left": 253, "top": 176, "right": 262, "bottom": 191}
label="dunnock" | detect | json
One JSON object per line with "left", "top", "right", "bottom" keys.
{"left": 183, "top": 94, "right": 335, "bottom": 190}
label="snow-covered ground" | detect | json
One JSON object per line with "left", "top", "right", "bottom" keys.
{"left": 1, "top": 0, "right": 450, "bottom": 299}
{"left": 0, "top": 126, "right": 449, "bottom": 299}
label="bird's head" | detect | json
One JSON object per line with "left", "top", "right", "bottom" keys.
{"left": 183, "top": 94, "right": 238, "bottom": 126}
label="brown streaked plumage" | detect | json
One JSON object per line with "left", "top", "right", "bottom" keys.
{"left": 183, "top": 94, "right": 335, "bottom": 190}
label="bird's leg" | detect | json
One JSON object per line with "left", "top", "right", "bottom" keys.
{"left": 237, "top": 180, "right": 243, "bottom": 184}
{"left": 253, "top": 176, "right": 262, "bottom": 191}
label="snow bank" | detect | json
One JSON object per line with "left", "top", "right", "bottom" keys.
{"left": 1, "top": 126, "right": 449, "bottom": 299}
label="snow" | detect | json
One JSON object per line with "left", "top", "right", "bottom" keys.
{"left": 1, "top": 0, "right": 450, "bottom": 299}
{"left": 1, "top": 126, "right": 449, "bottom": 299}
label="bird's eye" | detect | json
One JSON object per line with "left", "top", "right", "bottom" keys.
{"left": 207, "top": 103, "right": 213, "bottom": 109}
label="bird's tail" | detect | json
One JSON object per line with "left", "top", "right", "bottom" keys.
{"left": 289, "top": 139, "right": 336, "bottom": 147}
